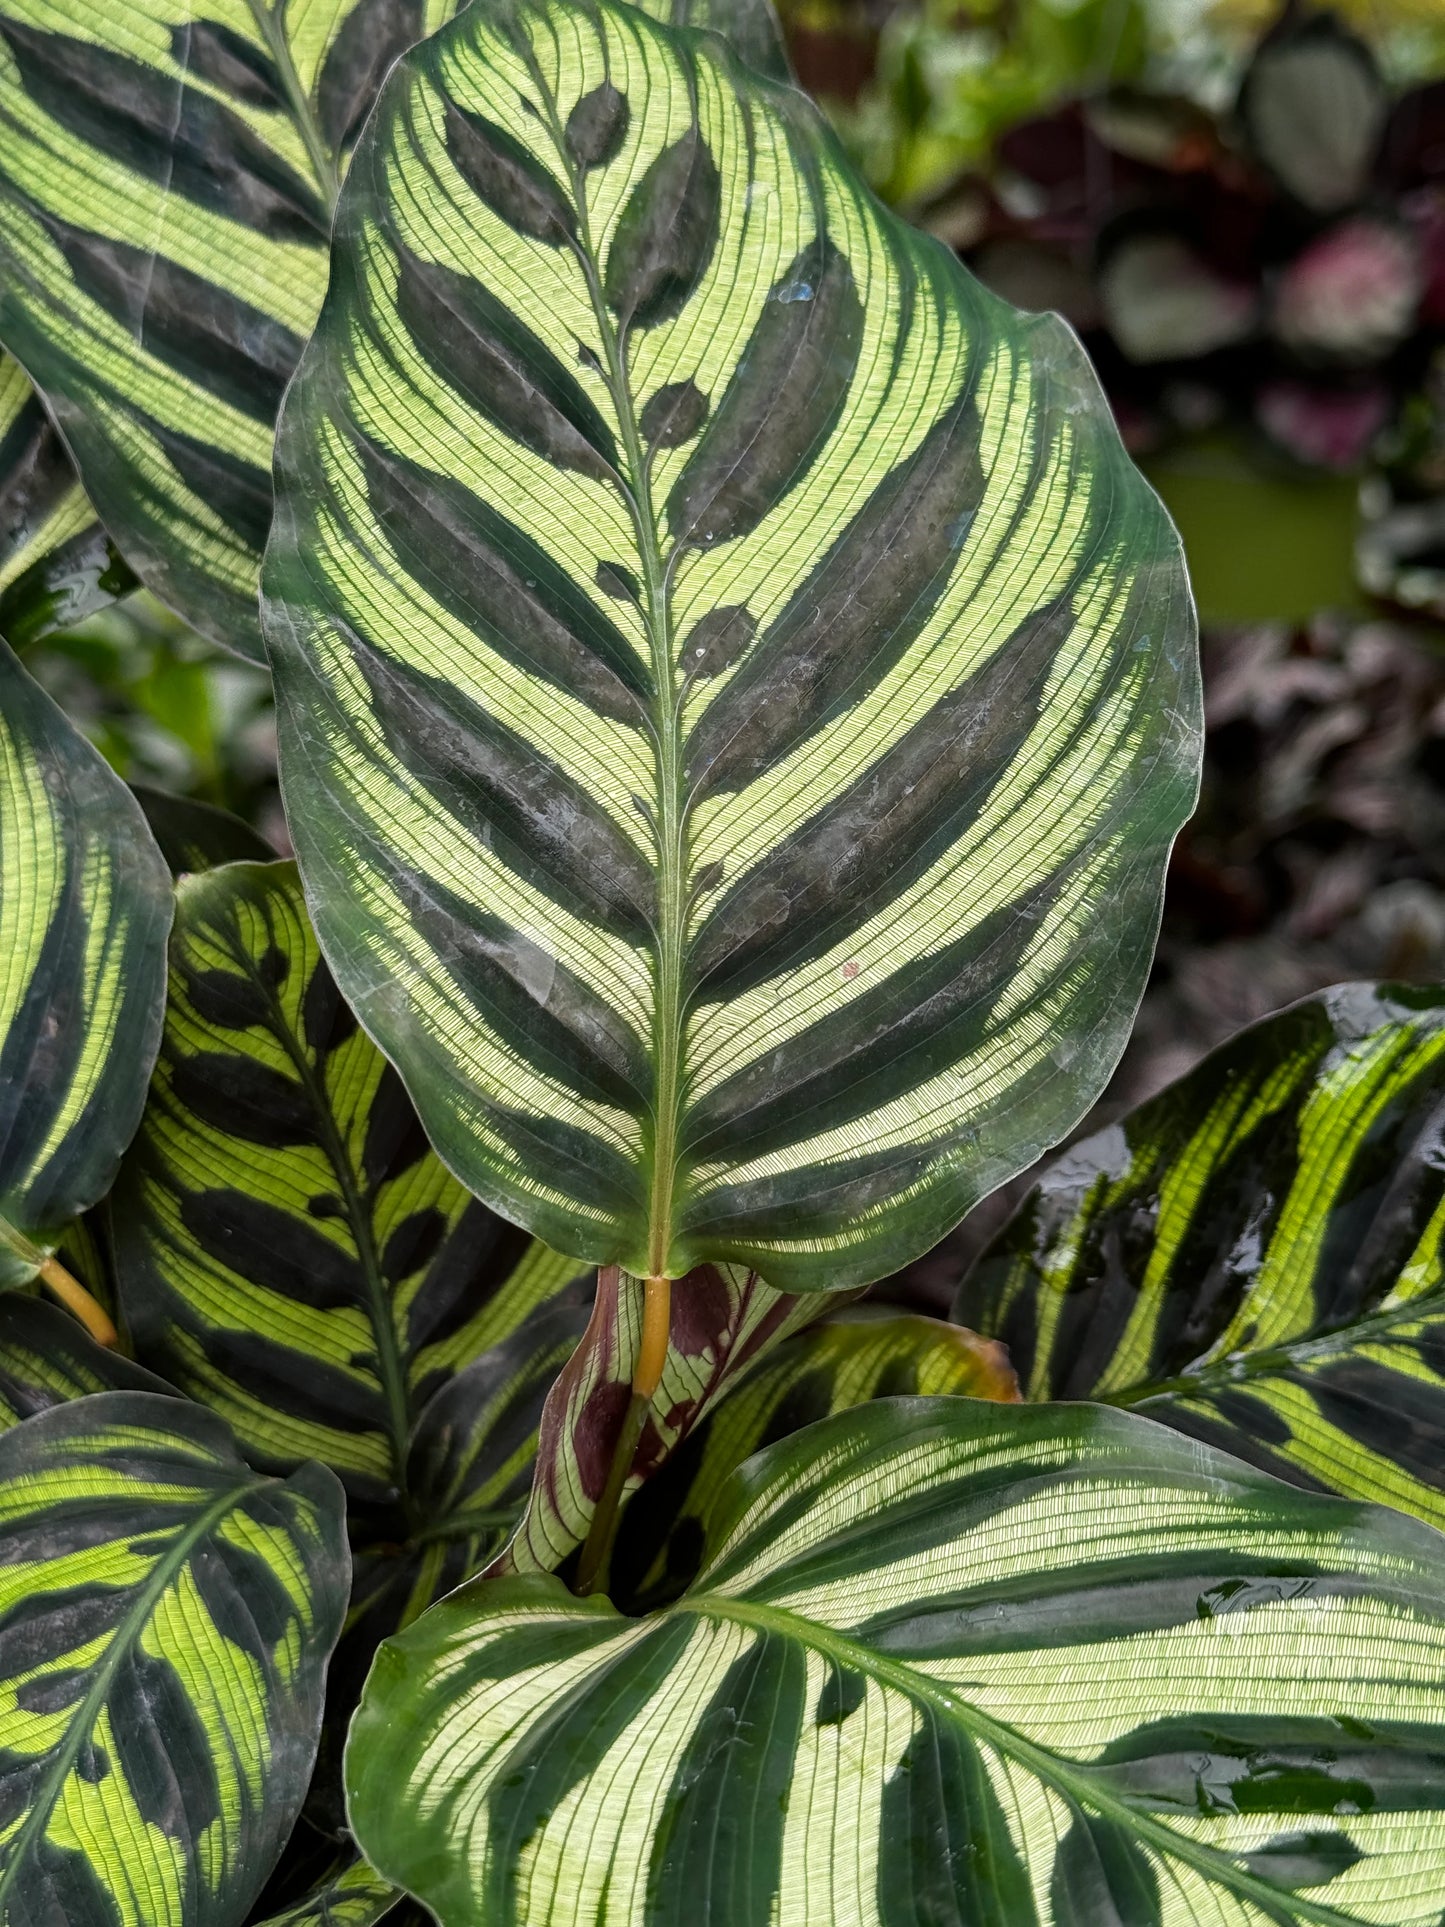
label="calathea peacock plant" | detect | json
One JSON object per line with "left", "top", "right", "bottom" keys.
{"left": 1, "top": 0, "right": 1445, "bottom": 1919}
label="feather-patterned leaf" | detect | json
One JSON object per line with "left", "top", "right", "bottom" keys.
{"left": 348, "top": 1394, "right": 1445, "bottom": 1927}
{"left": 0, "top": 637, "right": 171, "bottom": 1288}
{"left": 0, "top": 351, "right": 132, "bottom": 646}
{"left": 0, "top": 1292, "right": 174, "bottom": 1428}
{"left": 957, "top": 981, "right": 1445, "bottom": 1536}
{"left": 113, "top": 855, "right": 588, "bottom": 1512}
{"left": 0, "top": 0, "right": 787, "bottom": 656}
{"left": 611, "top": 1308, "right": 1019, "bottom": 1609}
{"left": 261, "top": 0, "right": 1200, "bottom": 1293}
{"left": 0, "top": 1389, "right": 348, "bottom": 1927}
{"left": 496, "top": 1261, "right": 852, "bottom": 1579}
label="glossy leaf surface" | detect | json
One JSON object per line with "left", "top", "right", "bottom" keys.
{"left": 497, "top": 1261, "right": 847, "bottom": 1578}
{"left": 0, "top": 638, "right": 171, "bottom": 1285}
{"left": 0, "top": 1390, "right": 348, "bottom": 1927}
{"left": 0, "top": 1292, "right": 173, "bottom": 1427}
{"left": 263, "top": 0, "right": 1199, "bottom": 1290}
{"left": 612, "top": 1307, "right": 1018, "bottom": 1608}
{"left": 959, "top": 982, "right": 1445, "bottom": 1531}
{"left": 114, "top": 857, "right": 586, "bottom": 1511}
{"left": 349, "top": 1394, "right": 1445, "bottom": 1926}
{"left": 0, "top": 0, "right": 786, "bottom": 655}
{"left": 0, "top": 352, "right": 132, "bottom": 645}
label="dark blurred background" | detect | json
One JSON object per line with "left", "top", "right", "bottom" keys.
{"left": 17, "top": 0, "right": 1445, "bottom": 1306}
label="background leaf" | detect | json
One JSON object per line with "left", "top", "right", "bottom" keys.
{"left": 348, "top": 1395, "right": 1445, "bottom": 1926}
{"left": 114, "top": 856, "right": 587, "bottom": 1511}
{"left": 0, "top": 637, "right": 170, "bottom": 1285}
{"left": 955, "top": 980, "right": 1445, "bottom": 1534}
{"left": 262, "top": 0, "right": 1200, "bottom": 1292}
{"left": 248, "top": 1857, "right": 420, "bottom": 1927}
{"left": 0, "top": 1389, "right": 348, "bottom": 1927}
{"left": 0, "top": 1293, "right": 173, "bottom": 1427}
{"left": 132, "top": 782, "right": 275, "bottom": 876}
{"left": 0, "top": 352, "right": 132, "bottom": 647}
{"left": 610, "top": 1307, "right": 1019, "bottom": 1608}
{"left": 0, "top": 0, "right": 788, "bottom": 654}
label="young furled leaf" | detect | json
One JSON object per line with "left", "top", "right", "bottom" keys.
{"left": 495, "top": 1261, "right": 854, "bottom": 1580}
{"left": 0, "top": 638, "right": 171, "bottom": 1292}
{"left": 261, "top": 0, "right": 1200, "bottom": 1296}
{"left": 348, "top": 1395, "right": 1445, "bottom": 1927}
{"left": 0, "top": 352, "right": 133, "bottom": 646}
{"left": 0, "top": 0, "right": 788, "bottom": 656}
{"left": 611, "top": 1308, "right": 1019, "bottom": 1608}
{"left": 0, "top": 1390, "right": 348, "bottom": 1927}
{"left": 113, "top": 858, "right": 587, "bottom": 1514}
{"left": 957, "top": 982, "right": 1445, "bottom": 1532}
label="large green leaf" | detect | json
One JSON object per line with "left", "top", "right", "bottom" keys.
{"left": 113, "top": 856, "right": 586, "bottom": 1509}
{"left": 348, "top": 1394, "right": 1445, "bottom": 1926}
{"left": 0, "top": 1293, "right": 174, "bottom": 1427}
{"left": 0, "top": 0, "right": 787, "bottom": 657}
{"left": 0, "top": 1389, "right": 348, "bottom": 1927}
{"left": 611, "top": 1306, "right": 1018, "bottom": 1607}
{"left": 261, "top": 0, "right": 1199, "bottom": 1293}
{"left": 957, "top": 981, "right": 1445, "bottom": 1535}
{"left": 0, "top": 352, "right": 133, "bottom": 646}
{"left": 0, "top": 637, "right": 171, "bottom": 1288}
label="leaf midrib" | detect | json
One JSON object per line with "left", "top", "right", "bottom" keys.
{"left": 676, "top": 1592, "right": 1368, "bottom": 1926}
{"left": 0, "top": 1469, "right": 268, "bottom": 1907}
{"left": 525, "top": 53, "right": 690, "bottom": 1279}
{"left": 230, "top": 923, "right": 416, "bottom": 1513}
{"left": 1111, "top": 1289, "right": 1445, "bottom": 1410}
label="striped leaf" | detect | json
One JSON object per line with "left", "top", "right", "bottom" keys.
{"left": 0, "top": 637, "right": 171, "bottom": 1288}
{"left": 0, "top": 1389, "right": 348, "bottom": 1927}
{"left": 312, "top": 1299, "right": 590, "bottom": 1823}
{"left": 612, "top": 1307, "right": 1019, "bottom": 1608}
{"left": 957, "top": 981, "right": 1445, "bottom": 1536}
{"left": 497, "top": 1261, "right": 851, "bottom": 1579}
{"left": 0, "top": 0, "right": 787, "bottom": 657}
{"left": 348, "top": 1394, "right": 1445, "bottom": 1927}
{"left": 113, "top": 856, "right": 588, "bottom": 1512}
{"left": 0, "top": 351, "right": 132, "bottom": 647}
{"left": 131, "top": 782, "right": 274, "bottom": 876}
{"left": 0, "top": 1292, "right": 174, "bottom": 1428}
{"left": 249, "top": 1860, "right": 419, "bottom": 1927}
{"left": 261, "top": 0, "right": 1200, "bottom": 1293}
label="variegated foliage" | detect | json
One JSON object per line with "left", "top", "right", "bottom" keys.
{"left": 0, "top": 1390, "right": 348, "bottom": 1927}
{"left": 0, "top": 638, "right": 170, "bottom": 1288}
{"left": 0, "top": 1292, "right": 172, "bottom": 1427}
{"left": 611, "top": 1307, "right": 1018, "bottom": 1608}
{"left": 958, "top": 982, "right": 1445, "bottom": 1533}
{"left": 0, "top": 0, "right": 787, "bottom": 655}
{"left": 132, "top": 781, "right": 274, "bottom": 876}
{"left": 349, "top": 1395, "right": 1445, "bottom": 1927}
{"left": 261, "top": 0, "right": 1200, "bottom": 1294}
{"left": 113, "top": 857, "right": 587, "bottom": 1512}
{"left": 0, "top": 351, "right": 131, "bottom": 645}
{"left": 497, "top": 1261, "right": 854, "bottom": 1579}
{"left": 250, "top": 1859, "right": 421, "bottom": 1927}
{"left": 109, "top": 855, "right": 593, "bottom": 1815}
